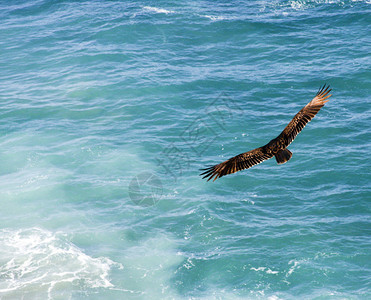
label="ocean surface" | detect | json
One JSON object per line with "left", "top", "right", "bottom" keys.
{"left": 0, "top": 1, "right": 370, "bottom": 299}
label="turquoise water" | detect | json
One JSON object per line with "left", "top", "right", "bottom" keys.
{"left": 0, "top": 1, "right": 370, "bottom": 299}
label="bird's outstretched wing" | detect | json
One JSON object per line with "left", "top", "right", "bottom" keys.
{"left": 200, "top": 84, "right": 332, "bottom": 181}
{"left": 277, "top": 84, "right": 332, "bottom": 148}
{"left": 200, "top": 147, "right": 274, "bottom": 181}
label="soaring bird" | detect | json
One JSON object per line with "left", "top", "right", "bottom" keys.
{"left": 200, "top": 85, "right": 332, "bottom": 181}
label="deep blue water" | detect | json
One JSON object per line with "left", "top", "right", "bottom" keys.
{"left": 0, "top": 1, "right": 370, "bottom": 299}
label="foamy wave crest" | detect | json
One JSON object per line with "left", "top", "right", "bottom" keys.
{"left": 202, "top": 15, "right": 227, "bottom": 21}
{"left": 250, "top": 266, "right": 279, "bottom": 274}
{"left": 0, "top": 228, "right": 122, "bottom": 298}
{"left": 143, "top": 6, "right": 175, "bottom": 14}
{"left": 263, "top": 0, "right": 371, "bottom": 13}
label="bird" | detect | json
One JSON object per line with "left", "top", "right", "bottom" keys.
{"left": 200, "top": 84, "right": 332, "bottom": 181}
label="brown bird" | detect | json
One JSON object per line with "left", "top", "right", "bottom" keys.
{"left": 200, "top": 84, "right": 332, "bottom": 181}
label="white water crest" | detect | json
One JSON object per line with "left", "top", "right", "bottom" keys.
{"left": 143, "top": 6, "right": 175, "bottom": 14}
{"left": 0, "top": 228, "right": 122, "bottom": 299}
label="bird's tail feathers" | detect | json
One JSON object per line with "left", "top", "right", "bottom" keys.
{"left": 275, "top": 149, "right": 292, "bottom": 164}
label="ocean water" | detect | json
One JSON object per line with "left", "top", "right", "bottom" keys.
{"left": 0, "top": 0, "right": 370, "bottom": 299}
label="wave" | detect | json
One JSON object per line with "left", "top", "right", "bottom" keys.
{"left": 202, "top": 15, "right": 228, "bottom": 21}
{"left": 250, "top": 266, "right": 279, "bottom": 274}
{"left": 142, "top": 6, "right": 231, "bottom": 22}
{"left": 0, "top": 228, "right": 123, "bottom": 298}
{"left": 262, "top": 0, "right": 371, "bottom": 13}
{"left": 142, "top": 6, "right": 175, "bottom": 15}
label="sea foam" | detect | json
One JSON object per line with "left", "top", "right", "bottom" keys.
{"left": 143, "top": 6, "right": 175, "bottom": 15}
{"left": 0, "top": 228, "right": 122, "bottom": 299}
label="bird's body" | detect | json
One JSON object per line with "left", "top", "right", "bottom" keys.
{"left": 200, "top": 85, "right": 332, "bottom": 181}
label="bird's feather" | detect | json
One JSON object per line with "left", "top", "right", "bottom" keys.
{"left": 200, "top": 147, "right": 273, "bottom": 181}
{"left": 277, "top": 84, "right": 332, "bottom": 148}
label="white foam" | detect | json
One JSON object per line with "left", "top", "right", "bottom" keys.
{"left": 242, "top": 199, "right": 255, "bottom": 205}
{"left": 250, "top": 266, "right": 279, "bottom": 274}
{"left": 268, "top": 296, "right": 281, "bottom": 300}
{"left": 143, "top": 6, "right": 175, "bottom": 14}
{"left": 290, "top": 0, "right": 308, "bottom": 10}
{"left": 250, "top": 266, "right": 266, "bottom": 272}
{"left": 286, "top": 260, "right": 300, "bottom": 276}
{"left": 202, "top": 15, "right": 227, "bottom": 21}
{"left": 351, "top": 0, "right": 371, "bottom": 3}
{"left": 0, "top": 228, "right": 122, "bottom": 298}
